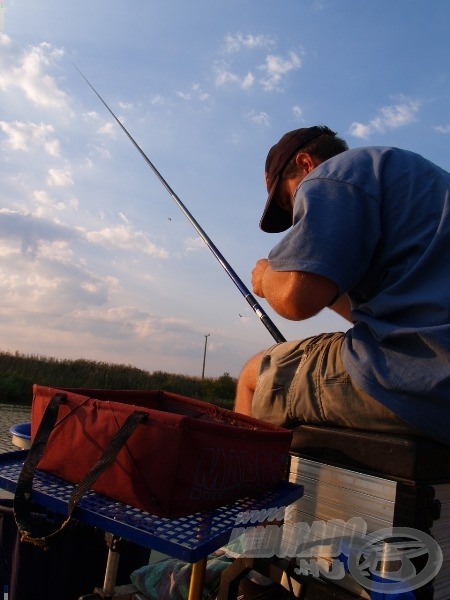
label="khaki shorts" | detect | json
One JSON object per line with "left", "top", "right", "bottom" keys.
{"left": 252, "top": 332, "right": 418, "bottom": 434}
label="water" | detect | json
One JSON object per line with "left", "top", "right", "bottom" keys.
{"left": 0, "top": 403, "right": 31, "bottom": 453}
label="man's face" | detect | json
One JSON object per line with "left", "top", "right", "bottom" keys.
{"left": 273, "top": 152, "right": 322, "bottom": 215}
{"left": 274, "top": 170, "right": 307, "bottom": 214}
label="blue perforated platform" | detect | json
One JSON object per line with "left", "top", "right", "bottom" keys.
{"left": 0, "top": 451, "right": 303, "bottom": 563}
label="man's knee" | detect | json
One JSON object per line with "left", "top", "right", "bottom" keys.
{"left": 234, "top": 350, "right": 265, "bottom": 416}
{"left": 238, "top": 351, "right": 264, "bottom": 389}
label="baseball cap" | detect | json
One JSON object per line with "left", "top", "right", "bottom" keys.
{"left": 259, "top": 126, "right": 324, "bottom": 233}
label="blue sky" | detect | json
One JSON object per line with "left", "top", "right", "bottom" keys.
{"left": 0, "top": 0, "right": 449, "bottom": 378}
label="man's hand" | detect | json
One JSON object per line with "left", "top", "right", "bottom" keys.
{"left": 329, "top": 293, "right": 353, "bottom": 322}
{"left": 251, "top": 258, "right": 270, "bottom": 298}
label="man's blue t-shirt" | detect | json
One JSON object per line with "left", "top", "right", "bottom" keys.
{"left": 268, "top": 146, "right": 450, "bottom": 445}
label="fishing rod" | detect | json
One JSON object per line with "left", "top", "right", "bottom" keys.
{"left": 75, "top": 66, "right": 286, "bottom": 344}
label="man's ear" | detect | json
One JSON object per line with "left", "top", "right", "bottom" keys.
{"left": 295, "top": 152, "right": 320, "bottom": 173}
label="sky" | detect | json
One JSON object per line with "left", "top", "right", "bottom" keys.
{"left": 0, "top": 1, "right": 449, "bottom": 379}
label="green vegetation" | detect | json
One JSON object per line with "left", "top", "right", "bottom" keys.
{"left": 0, "top": 351, "right": 236, "bottom": 409}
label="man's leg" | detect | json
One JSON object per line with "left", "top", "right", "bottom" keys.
{"left": 234, "top": 350, "right": 265, "bottom": 416}
{"left": 236, "top": 334, "right": 420, "bottom": 435}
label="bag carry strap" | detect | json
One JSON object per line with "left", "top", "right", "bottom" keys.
{"left": 14, "top": 393, "right": 147, "bottom": 549}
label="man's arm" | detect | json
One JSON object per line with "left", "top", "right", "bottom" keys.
{"left": 252, "top": 258, "right": 339, "bottom": 321}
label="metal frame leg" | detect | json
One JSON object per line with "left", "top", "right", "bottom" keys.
{"left": 79, "top": 533, "right": 126, "bottom": 600}
{"left": 188, "top": 557, "right": 208, "bottom": 600}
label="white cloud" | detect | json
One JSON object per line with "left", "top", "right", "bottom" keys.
{"left": 241, "top": 73, "right": 255, "bottom": 89}
{"left": 215, "top": 50, "right": 301, "bottom": 92}
{"left": 83, "top": 224, "right": 169, "bottom": 258}
{"left": 184, "top": 236, "right": 207, "bottom": 253}
{"left": 66, "top": 305, "right": 174, "bottom": 341}
{"left": 0, "top": 214, "right": 117, "bottom": 315}
{"left": 82, "top": 111, "right": 100, "bottom": 121}
{"left": 47, "top": 166, "right": 74, "bottom": 187}
{"left": 214, "top": 63, "right": 255, "bottom": 90}
{"left": 214, "top": 64, "right": 255, "bottom": 90}
{"left": 0, "top": 209, "right": 78, "bottom": 257}
{"left": 215, "top": 35, "right": 301, "bottom": 93}
{"left": 292, "top": 105, "right": 303, "bottom": 121}
{"left": 33, "top": 239, "right": 75, "bottom": 263}
{"left": 176, "top": 83, "right": 210, "bottom": 102}
{"left": 150, "top": 95, "right": 167, "bottom": 106}
{"left": 246, "top": 110, "right": 270, "bottom": 127}
{"left": 97, "top": 121, "right": 117, "bottom": 137}
{"left": 349, "top": 96, "right": 421, "bottom": 139}
{"left": 0, "top": 33, "right": 11, "bottom": 47}
{"left": 44, "top": 138, "right": 61, "bottom": 156}
{"left": 0, "top": 37, "right": 68, "bottom": 109}
{"left": 0, "top": 120, "right": 60, "bottom": 156}
{"left": 87, "top": 143, "right": 111, "bottom": 160}
{"left": 259, "top": 52, "right": 302, "bottom": 91}
{"left": 0, "top": 211, "right": 167, "bottom": 267}
{"left": 0, "top": 254, "right": 111, "bottom": 312}
{"left": 223, "top": 33, "right": 274, "bottom": 54}
{"left": 33, "top": 190, "right": 77, "bottom": 216}
{"left": 434, "top": 124, "right": 450, "bottom": 134}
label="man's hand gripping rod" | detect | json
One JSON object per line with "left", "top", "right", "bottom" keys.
{"left": 76, "top": 66, "right": 286, "bottom": 344}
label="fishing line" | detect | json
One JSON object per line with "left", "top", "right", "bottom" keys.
{"left": 75, "top": 65, "right": 286, "bottom": 343}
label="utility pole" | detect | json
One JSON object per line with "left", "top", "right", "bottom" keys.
{"left": 201, "top": 334, "right": 210, "bottom": 380}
